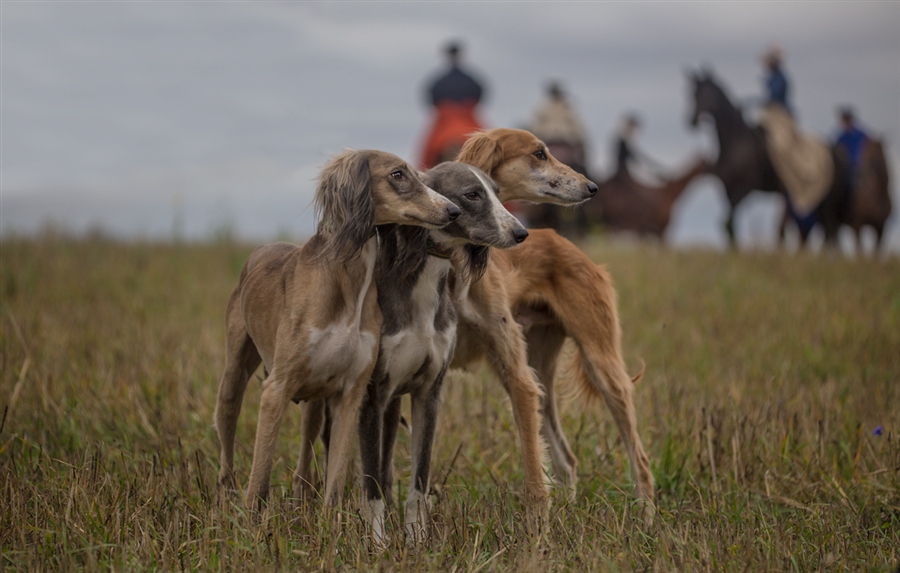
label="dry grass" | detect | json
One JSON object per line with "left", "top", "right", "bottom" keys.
{"left": 1, "top": 234, "right": 898, "bottom": 571}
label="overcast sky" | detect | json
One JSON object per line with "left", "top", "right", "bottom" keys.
{"left": 2, "top": 1, "right": 899, "bottom": 250}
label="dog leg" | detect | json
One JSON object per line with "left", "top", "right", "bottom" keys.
{"left": 245, "top": 371, "right": 289, "bottom": 510}
{"left": 481, "top": 312, "right": 549, "bottom": 530}
{"left": 526, "top": 324, "right": 577, "bottom": 501}
{"left": 293, "top": 399, "right": 325, "bottom": 505}
{"left": 323, "top": 370, "right": 372, "bottom": 509}
{"left": 405, "top": 371, "right": 446, "bottom": 544}
{"left": 358, "top": 376, "right": 388, "bottom": 546}
{"left": 581, "top": 352, "right": 655, "bottom": 523}
{"left": 215, "top": 304, "right": 261, "bottom": 492}
{"left": 380, "top": 396, "right": 403, "bottom": 508}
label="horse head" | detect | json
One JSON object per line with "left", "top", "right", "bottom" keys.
{"left": 686, "top": 68, "right": 726, "bottom": 129}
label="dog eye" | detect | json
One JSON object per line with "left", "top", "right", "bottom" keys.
{"left": 464, "top": 191, "right": 480, "bottom": 200}
{"left": 390, "top": 170, "right": 405, "bottom": 181}
{"left": 534, "top": 149, "right": 547, "bottom": 160}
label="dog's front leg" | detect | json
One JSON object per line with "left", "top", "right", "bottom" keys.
{"left": 322, "top": 367, "right": 374, "bottom": 510}
{"left": 483, "top": 312, "right": 550, "bottom": 532}
{"left": 245, "top": 373, "right": 289, "bottom": 511}
{"left": 379, "top": 396, "right": 403, "bottom": 508}
{"left": 358, "top": 376, "right": 388, "bottom": 546}
{"left": 404, "top": 370, "right": 446, "bottom": 544}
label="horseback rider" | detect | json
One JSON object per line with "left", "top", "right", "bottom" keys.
{"left": 761, "top": 45, "right": 791, "bottom": 114}
{"left": 529, "top": 81, "right": 590, "bottom": 174}
{"left": 613, "top": 114, "right": 665, "bottom": 181}
{"left": 834, "top": 106, "right": 869, "bottom": 189}
{"left": 419, "top": 41, "right": 486, "bottom": 169}
{"left": 756, "top": 44, "right": 832, "bottom": 234}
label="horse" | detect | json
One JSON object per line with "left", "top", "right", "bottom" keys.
{"left": 578, "top": 158, "right": 709, "bottom": 240}
{"left": 687, "top": 70, "right": 850, "bottom": 248}
{"left": 841, "top": 138, "right": 892, "bottom": 253}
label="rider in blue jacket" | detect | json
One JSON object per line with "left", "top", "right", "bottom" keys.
{"left": 834, "top": 106, "right": 869, "bottom": 189}
{"left": 762, "top": 45, "right": 791, "bottom": 114}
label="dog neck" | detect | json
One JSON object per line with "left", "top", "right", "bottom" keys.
{"left": 425, "top": 236, "right": 453, "bottom": 260}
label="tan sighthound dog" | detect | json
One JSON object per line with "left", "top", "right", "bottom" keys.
{"left": 453, "top": 129, "right": 655, "bottom": 524}
{"left": 214, "top": 150, "right": 461, "bottom": 510}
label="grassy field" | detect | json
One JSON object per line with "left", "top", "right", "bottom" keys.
{"left": 1, "top": 234, "right": 898, "bottom": 572}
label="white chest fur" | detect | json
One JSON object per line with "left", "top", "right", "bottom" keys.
{"left": 301, "top": 238, "right": 378, "bottom": 394}
{"left": 380, "top": 256, "right": 455, "bottom": 393}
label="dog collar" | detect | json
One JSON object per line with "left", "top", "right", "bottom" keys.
{"left": 426, "top": 237, "right": 453, "bottom": 259}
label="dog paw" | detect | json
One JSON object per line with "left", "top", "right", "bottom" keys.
{"left": 403, "top": 490, "right": 430, "bottom": 545}
{"left": 362, "top": 497, "right": 387, "bottom": 548}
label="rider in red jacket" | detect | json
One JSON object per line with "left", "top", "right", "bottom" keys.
{"left": 420, "top": 41, "right": 486, "bottom": 169}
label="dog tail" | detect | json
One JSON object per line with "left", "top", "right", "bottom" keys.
{"left": 630, "top": 359, "right": 646, "bottom": 384}
{"left": 561, "top": 351, "right": 644, "bottom": 408}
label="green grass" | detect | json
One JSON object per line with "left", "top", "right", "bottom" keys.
{"left": 1, "top": 234, "right": 898, "bottom": 571}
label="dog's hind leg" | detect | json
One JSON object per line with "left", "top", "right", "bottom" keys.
{"left": 215, "top": 294, "right": 261, "bottom": 492}
{"left": 526, "top": 324, "right": 577, "bottom": 501}
{"left": 405, "top": 369, "right": 447, "bottom": 543}
{"left": 578, "top": 350, "right": 654, "bottom": 522}
{"left": 293, "top": 399, "right": 325, "bottom": 505}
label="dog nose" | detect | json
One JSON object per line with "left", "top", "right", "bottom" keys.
{"left": 513, "top": 227, "right": 529, "bottom": 244}
{"left": 586, "top": 182, "right": 598, "bottom": 196}
{"left": 447, "top": 204, "right": 461, "bottom": 221}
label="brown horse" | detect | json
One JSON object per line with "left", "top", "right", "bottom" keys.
{"left": 578, "top": 158, "right": 709, "bottom": 239}
{"left": 845, "top": 139, "right": 893, "bottom": 253}
{"left": 778, "top": 138, "right": 893, "bottom": 253}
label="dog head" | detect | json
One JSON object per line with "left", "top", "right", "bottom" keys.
{"left": 456, "top": 128, "right": 598, "bottom": 205}
{"left": 422, "top": 162, "right": 529, "bottom": 281}
{"left": 423, "top": 162, "right": 528, "bottom": 250}
{"left": 315, "top": 150, "right": 460, "bottom": 261}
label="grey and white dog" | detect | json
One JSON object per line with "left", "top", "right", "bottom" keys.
{"left": 297, "top": 161, "right": 527, "bottom": 544}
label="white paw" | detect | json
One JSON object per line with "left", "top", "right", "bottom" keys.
{"left": 363, "top": 497, "right": 387, "bottom": 548}
{"left": 403, "top": 489, "right": 431, "bottom": 544}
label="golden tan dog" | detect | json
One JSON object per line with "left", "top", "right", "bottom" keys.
{"left": 453, "top": 129, "right": 654, "bottom": 523}
{"left": 214, "top": 149, "right": 460, "bottom": 510}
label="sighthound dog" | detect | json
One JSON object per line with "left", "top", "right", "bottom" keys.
{"left": 297, "top": 162, "right": 528, "bottom": 544}
{"left": 214, "top": 149, "right": 460, "bottom": 510}
{"left": 453, "top": 128, "right": 655, "bottom": 523}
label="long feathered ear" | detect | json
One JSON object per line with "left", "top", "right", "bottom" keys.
{"left": 461, "top": 244, "right": 490, "bottom": 284}
{"left": 315, "top": 150, "right": 376, "bottom": 262}
{"left": 456, "top": 131, "right": 503, "bottom": 174}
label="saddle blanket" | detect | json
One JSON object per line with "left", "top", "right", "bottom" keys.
{"left": 760, "top": 105, "right": 833, "bottom": 216}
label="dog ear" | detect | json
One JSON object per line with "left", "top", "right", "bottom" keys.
{"left": 315, "top": 150, "right": 376, "bottom": 262}
{"left": 461, "top": 244, "right": 490, "bottom": 284}
{"left": 457, "top": 131, "right": 503, "bottom": 175}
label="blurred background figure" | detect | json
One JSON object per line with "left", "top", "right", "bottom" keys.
{"left": 760, "top": 44, "right": 791, "bottom": 114}
{"left": 419, "top": 41, "right": 487, "bottom": 169}
{"left": 834, "top": 106, "right": 869, "bottom": 187}
{"left": 756, "top": 44, "right": 833, "bottom": 239}
{"left": 613, "top": 113, "right": 666, "bottom": 180}
{"left": 528, "top": 81, "right": 589, "bottom": 175}
{"left": 832, "top": 106, "right": 893, "bottom": 254}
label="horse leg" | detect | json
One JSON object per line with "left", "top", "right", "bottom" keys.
{"left": 724, "top": 207, "right": 737, "bottom": 249}
{"left": 777, "top": 203, "right": 790, "bottom": 248}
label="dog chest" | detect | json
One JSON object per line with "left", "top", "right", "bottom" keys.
{"left": 379, "top": 258, "right": 455, "bottom": 394}
{"left": 294, "top": 324, "right": 377, "bottom": 400}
